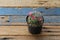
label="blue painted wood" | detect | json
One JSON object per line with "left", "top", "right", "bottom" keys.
{"left": 44, "top": 16, "right": 60, "bottom": 23}
{"left": 0, "top": 8, "right": 59, "bottom": 16}
{"left": 7, "top": 16, "right": 60, "bottom": 23}
{"left": 0, "top": 16, "right": 59, "bottom": 24}
{"left": 0, "top": 8, "right": 59, "bottom": 23}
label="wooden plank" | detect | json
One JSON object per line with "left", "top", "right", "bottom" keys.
{"left": 0, "top": 16, "right": 60, "bottom": 23}
{"left": 0, "top": 0, "right": 59, "bottom": 8}
{"left": 42, "top": 29, "right": 60, "bottom": 32}
{"left": 0, "top": 36, "right": 60, "bottom": 40}
{"left": 0, "top": 23, "right": 60, "bottom": 26}
{"left": 12, "top": 36, "right": 60, "bottom": 40}
{"left": 0, "top": 26, "right": 59, "bottom": 36}
{"left": 0, "top": 16, "right": 9, "bottom": 22}
{"left": 0, "top": 8, "right": 60, "bottom": 16}
{"left": 0, "top": 0, "right": 46, "bottom": 8}
{"left": 0, "top": 26, "right": 59, "bottom": 40}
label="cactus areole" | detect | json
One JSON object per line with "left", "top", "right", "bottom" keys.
{"left": 26, "top": 11, "right": 44, "bottom": 34}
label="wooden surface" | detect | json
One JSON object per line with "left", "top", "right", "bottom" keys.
{"left": 0, "top": 36, "right": 60, "bottom": 40}
{"left": 0, "top": 25, "right": 59, "bottom": 40}
{"left": 0, "top": 16, "right": 60, "bottom": 26}
{"left": 0, "top": 0, "right": 59, "bottom": 39}
{"left": 0, "top": 25, "right": 59, "bottom": 36}
{"left": 0, "top": 0, "right": 59, "bottom": 8}
{"left": 0, "top": 15, "right": 59, "bottom": 40}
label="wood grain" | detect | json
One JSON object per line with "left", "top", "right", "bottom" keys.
{"left": 0, "top": 26, "right": 59, "bottom": 36}
{"left": 0, "top": 36, "right": 60, "bottom": 40}
{"left": 0, "top": 23, "right": 60, "bottom": 26}
{"left": 0, "top": 0, "right": 59, "bottom": 8}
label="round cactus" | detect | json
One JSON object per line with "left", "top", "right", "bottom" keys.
{"left": 26, "top": 11, "right": 44, "bottom": 26}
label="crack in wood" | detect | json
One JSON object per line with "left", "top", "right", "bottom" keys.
{"left": 34, "top": 1, "right": 48, "bottom": 5}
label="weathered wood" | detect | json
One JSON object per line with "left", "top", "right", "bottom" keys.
{"left": 1, "top": 22, "right": 60, "bottom": 26}
{"left": 0, "top": 0, "right": 59, "bottom": 8}
{"left": 0, "top": 16, "right": 60, "bottom": 24}
{"left": 0, "top": 36, "right": 60, "bottom": 40}
{"left": 0, "top": 26, "right": 59, "bottom": 36}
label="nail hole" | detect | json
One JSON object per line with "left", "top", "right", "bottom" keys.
{"left": 45, "top": 7, "right": 49, "bottom": 10}
{"left": 6, "top": 20, "right": 10, "bottom": 22}
{"left": 3, "top": 38, "right": 8, "bottom": 39}
{"left": 1, "top": 17, "right": 5, "bottom": 19}
{"left": 2, "top": 38, "right": 9, "bottom": 40}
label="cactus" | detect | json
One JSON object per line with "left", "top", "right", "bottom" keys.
{"left": 26, "top": 11, "right": 44, "bottom": 34}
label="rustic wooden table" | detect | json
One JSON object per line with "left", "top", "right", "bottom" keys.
{"left": 0, "top": 25, "right": 59, "bottom": 40}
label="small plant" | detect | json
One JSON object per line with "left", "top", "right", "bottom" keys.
{"left": 26, "top": 11, "right": 44, "bottom": 34}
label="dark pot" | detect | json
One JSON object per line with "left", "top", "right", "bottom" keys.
{"left": 26, "top": 15, "right": 44, "bottom": 34}
{"left": 28, "top": 25, "right": 42, "bottom": 34}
